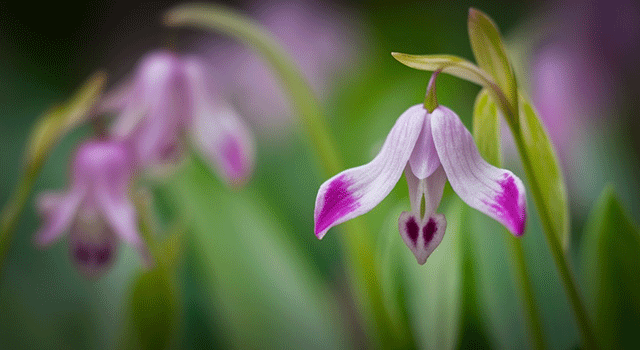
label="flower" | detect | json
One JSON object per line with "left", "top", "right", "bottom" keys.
{"left": 33, "top": 140, "right": 149, "bottom": 278}
{"left": 314, "top": 75, "right": 527, "bottom": 264}
{"left": 101, "top": 50, "right": 255, "bottom": 186}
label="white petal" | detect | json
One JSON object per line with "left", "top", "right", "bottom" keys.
{"left": 314, "top": 105, "right": 425, "bottom": 238}
{"left": 431, "top": 106, "right": 527, "bottom": 235}
{"left": 404, "top": 164, "right": 447, "bottom": 218}
{"left": 398, "top": 211, "right": 447, "bottom": 265}
{"left": 408, "top": 110, "right": 441, "bottom": 179}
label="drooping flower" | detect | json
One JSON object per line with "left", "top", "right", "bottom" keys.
{"left": 314, "top": 74, "right": 527, "bottom": 264}
{"left": 33, "top": 139, "right": 150, "bottom": 278}
{"left": 100, "top": 50, "right": 255, "bottom": 186}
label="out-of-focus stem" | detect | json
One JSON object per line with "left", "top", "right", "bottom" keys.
{"left": 504, "top": 236, "right": 546, "bottom": 350}
{"left": 164, "top": 4, "right": 406, "bottom": 347}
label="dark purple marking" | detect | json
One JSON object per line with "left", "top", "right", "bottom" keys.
{"left": 74, "top": 245, "right": 90, "bottom": 264}
{"left": 222, "top": 136, "right": 244, "bottom": 178}
{"left": 423, "top": 218, "right": 437, "bottom": 245}
{"left": 492, "top": 175, "right": 526, "bottom": 235}
{"left": 405, "top": 216, "right": 420, "bottom": 246}
{"left": 96, "top": 247, "right": 111, "bottom": 265}
{"left": 315, "top": 175, "right": 360, "bottom": 235}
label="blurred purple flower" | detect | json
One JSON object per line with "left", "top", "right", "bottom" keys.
{"left": 199, "top": 0, "right": 366, "bottom": 139}
{"left": 314, "top": 78, "right": 527, "bottom": 264}
{"left": 101, "top": 50, "right": 255, "bottom": 186}
{"left": 33, "top": 140, "right": 149, "bottom": 278}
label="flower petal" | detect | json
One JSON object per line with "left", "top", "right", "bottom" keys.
{"left": 408, "top": 109, "right": 441, "bottom": 179}
{"left": 68, "top": 206, "right": 119, "bottom": 279}
{"left": 33, "top": 188, "right": 84, "bottom": 247}
{"left": 398, "top": 211, "right": 447, "bottom": 264}
{"left": 95, "top": 184, "right": 152, "bottom": 267}
{"left": 183, "top": 58, "right": 255, "bottom": 186}
{"left": 404, "top": 164, "right": 447, "bottom": 218}
{"left": 314, "top": 105, "right": 425, "bottom": 238}
{"left": 431, "top": 106, "right": 527, "bottom": 235}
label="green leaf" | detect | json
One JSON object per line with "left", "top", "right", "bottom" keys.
{"left": 518, "top": 94, "right": 570, "bottom": 247}
{"left": 123, "top": 268, "right": 180, "bottom": 350}
{"left": 472, "top": 88, "right": 501, "bottom": 166}
{"left": 581, "top": 185, "right": 640, "bottom": 348}
{"left": 164, "top": 160, "right": 349, "bottom": 348}
{"left": 468, "top": 8, "right": 517, "bottom": 110}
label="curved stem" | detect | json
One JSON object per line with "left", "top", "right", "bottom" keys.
{"left": 164, "top": 4, "right": 404, "bottom": 347}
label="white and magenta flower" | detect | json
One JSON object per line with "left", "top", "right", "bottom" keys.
{"left": 314, "top": 77, "right": 527, "bottom": 264}
{"left": 101, "top": 50, "right": 255, "bottom": 186}
{"left": 33, "top": 140, "right": 149, "bottom": 278}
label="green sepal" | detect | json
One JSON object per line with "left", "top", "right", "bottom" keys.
{"left": 581, "top": 185, "right": 640, "bottom": 348}
{"left": 472, "top": 88, "right": 501, "bottom": 166}
{"left": 468, "top": 8, "right": 518, "bottom": 114}
{"left": 518, "top": 94, "right": 570, "bottom": 247}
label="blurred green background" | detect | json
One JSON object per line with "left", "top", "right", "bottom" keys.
{"left": 1, "top": 0, "right": 639, "bottom": 349}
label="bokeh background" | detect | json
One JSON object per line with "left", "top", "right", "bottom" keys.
{"left": 1, "top": 0, "right": 639, "bottom": 348}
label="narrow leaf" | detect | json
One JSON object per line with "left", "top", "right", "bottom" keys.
{"left": 519, "top": 94, "right": 570, "bottom": 247}
{"left": 581, "top": 185, "right": 640, "bottom": 348}
{"left": 123, "top": 268, "right": 180, "bottom": 350}
{"left": 468, "top": 8, "right": 517, "bottom": 110}
{"left": 165, "top": 160, "right": 349, "bottom": 348}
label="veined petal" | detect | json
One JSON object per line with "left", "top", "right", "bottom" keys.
{"left": 431, "top": 106, "right": 527, "bottom": 235}
{"left": 33, "top": 188, "right": 85, "bottom": 247}
{"left": 408, "top": 108, "right": 441, "bottom": 179}
{"left": 314, "top": 105, "right": 425, "bottom": 238}
{"left": 404, "top": 164, "right": 447, "bottom": 218}
{"left": 398, "top": 211, "right": 447, "bottom": 264}
{"left": 183, "top": 57, "right": 255, "bottom": 186}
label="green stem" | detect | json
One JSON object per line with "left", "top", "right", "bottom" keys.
{"left": 507, "top": 119, "right": 598, "bottom": 350}
{"left": 504, "top": 236, "right": 546, "bottom": 350}
{"left": 164, "top": 4, "right": 403, "bottom": 347}
{"left": 0, "top": 163, "right": 42, "bottom": 277}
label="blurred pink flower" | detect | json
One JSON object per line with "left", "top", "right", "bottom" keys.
{"left": 101, "top": 50, "right": 255, "bottom": 186}
{"left": 33, "top": 140, "right": 149, "bottom": 278}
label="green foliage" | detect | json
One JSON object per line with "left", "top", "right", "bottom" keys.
{"left": 124, "top": 268, "right": 180, "bottom": 350}
{"left": 581, "top": 185, "right": 640, "bottom": 348}
{"left": 467, "top": 8, "right": 517, "bottom": 112}
{"left": 164, "top": 158, "right": 349, "bottom": 349}
{"left": 472, "top": 88, "right": 501, "bottom": 165}
{"left": 518, "top": 95, "right": 570, "bottom": 247}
